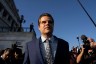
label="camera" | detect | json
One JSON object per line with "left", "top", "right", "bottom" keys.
{"left": 81, "top": 35, "right": 91, "bottom": 53}
{"left": 82, "top": 38, "right": 90, "bottom": 49}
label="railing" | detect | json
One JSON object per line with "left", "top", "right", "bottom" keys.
{"left": 0, "top": 27, "right": 31, "bottom": 32}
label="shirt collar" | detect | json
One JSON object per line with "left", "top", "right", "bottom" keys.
{"left": 41, "top": 35, "right": 54, "bottom": 43}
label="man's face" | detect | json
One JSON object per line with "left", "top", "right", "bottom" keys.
{"left": 38, "top": 16, "right": 54, "bottom": 35}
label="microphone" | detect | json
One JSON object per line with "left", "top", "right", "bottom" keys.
{"left": 77, "top": 36, "right": 79, "bottom": 41}
{"left": 77, "top": 35, "right": 80, "bottom": 48}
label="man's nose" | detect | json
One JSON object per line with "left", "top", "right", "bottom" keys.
{"left": 46, "top": 21, "right": 49, "bottom": 24}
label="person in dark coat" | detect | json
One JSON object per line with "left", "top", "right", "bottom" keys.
{"left": 23, "top": 13, "right": 70, "bottom": 64}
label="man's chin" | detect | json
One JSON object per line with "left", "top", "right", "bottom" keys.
{"left": 46, "top": 31, "right": 53, "bottom": 34}
{"left": 45, "top": 30, "right": 52, "bottom": 33}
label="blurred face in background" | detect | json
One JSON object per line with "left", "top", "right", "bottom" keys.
{"left": 3, "top": 51, "right": 10, "bottom": 60}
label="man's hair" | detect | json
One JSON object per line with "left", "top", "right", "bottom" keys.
{"left": 4, "top": 48, "right": 12, "bottom": 52}
{"left": 38, "top": 13, "right": 54, "bottom": 25}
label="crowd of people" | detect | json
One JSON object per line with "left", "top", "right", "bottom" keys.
{"left": 0, "top": 37, "right": 96, "bottom": 64}
{"left": 70, "top": 35, "right": 96, "bottom": 64}
{"left": 0, "top": 13, "right": 96, "bottom": 64}
{"left": 0, "top": 47, "right": 24, "bottom": 64}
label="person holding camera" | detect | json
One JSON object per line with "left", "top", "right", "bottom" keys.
{"left": 88, "top": 38, "right": 96, "bottom": 49}
{"left": 76, "top": 35, "right": 96, "bottom": 64}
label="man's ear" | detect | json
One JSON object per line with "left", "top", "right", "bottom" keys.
{"left": 38, "top": 25, "right": 40, "bottom": 30}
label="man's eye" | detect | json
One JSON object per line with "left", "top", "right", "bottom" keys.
{"left": 42, "top": 21, "right": 46, "bottom": 24}
{"left": 48, "top": 21, "right": 53, "bottom": 24}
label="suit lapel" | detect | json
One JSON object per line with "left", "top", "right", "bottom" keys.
{"left": 53, "top": 36, "right": 59, "bottom": 61}
{"left": 53, "top": 36, "right": 58, "bottom": 58}
{"left": 35, "top": 37, "right": 44, "bottom": 64}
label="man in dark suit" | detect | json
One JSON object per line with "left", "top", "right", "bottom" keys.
{"left": 23, "top": 13, "right": 69, "bottom": 64}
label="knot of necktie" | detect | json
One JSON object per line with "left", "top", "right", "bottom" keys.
{"left": 45, "top": 39, "right": 50, "bottom": 43}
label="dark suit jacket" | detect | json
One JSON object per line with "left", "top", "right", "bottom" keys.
{"left": 23, "top": 36, "right": 69, "bottom": 64}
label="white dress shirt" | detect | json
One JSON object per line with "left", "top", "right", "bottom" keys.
{"left": 41, "top": 35, "right": 57, "bottom": 58}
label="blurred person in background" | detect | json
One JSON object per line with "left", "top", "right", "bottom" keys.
{"left": 76, "top": 35, "right": 96, "bottom": 64}
{"left": 0, "top": 48, "right": 12, "bottom": 64}
{"left": 12, "top": 48, "right": 23, "bottom": 64}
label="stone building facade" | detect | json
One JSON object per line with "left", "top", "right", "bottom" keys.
{"left": 0, "top": 0, "right": 21, "bottom": 32}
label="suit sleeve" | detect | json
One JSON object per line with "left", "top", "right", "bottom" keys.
{"left": 23, "top": 43, "right": 30, "bottom": 64}
{"left": 64, "top": 40, "right": 70, "bottom": 64}
{"left": 61, "top": 39, "right": 70, "bottom": 64}
{"left": 54, "top": 38, "right": 70, "bottom": 64}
